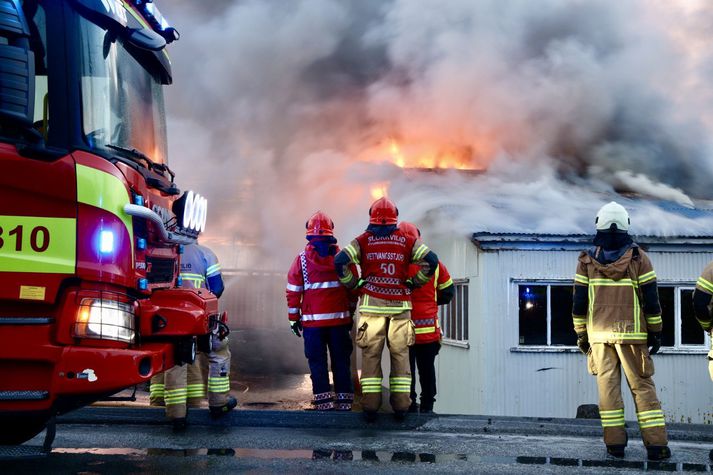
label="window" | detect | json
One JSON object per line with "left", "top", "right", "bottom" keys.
{"left": 440, "top": 279, "right": 469, "bottom": 344}
{"left": 516, "top": 282, "right": 708, "bottom": 351}
{"left": 659, "top": 286, "right": 708, "bottom": 349}
{"left": 518, "top": 283, "right": 576, "bottom": 346}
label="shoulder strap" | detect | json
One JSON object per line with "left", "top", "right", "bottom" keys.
{"left": 299, "top": 251, "right": 310, "bottom": 286}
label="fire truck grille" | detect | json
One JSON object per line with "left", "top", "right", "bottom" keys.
{"left": 147, "top": 257, "right": 175, "bottom": 284}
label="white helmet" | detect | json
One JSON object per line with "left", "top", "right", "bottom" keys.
{"left": 595, "top": 201, "right": 630, "bottom": 231}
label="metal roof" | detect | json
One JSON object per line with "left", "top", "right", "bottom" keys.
{"left": 471, "top": 232, "right": 713, "bottom": 252}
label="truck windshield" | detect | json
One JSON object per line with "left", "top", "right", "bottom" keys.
{"left": 79, "top": 16, "right": 168, "bottom": 165}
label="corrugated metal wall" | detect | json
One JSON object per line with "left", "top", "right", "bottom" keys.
{"left": 434, "top": 240, "right": 713, "bottom": 424}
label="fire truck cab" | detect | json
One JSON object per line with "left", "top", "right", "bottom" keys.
{"left": 0, "top": 0, "right": 215, "bottom": 444}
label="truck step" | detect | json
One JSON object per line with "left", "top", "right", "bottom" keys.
{"left": 0, "top": 390, "right": 49, "bottom": 401}
{"left": 0, "top": 444, "right": 48, "bottom": 460}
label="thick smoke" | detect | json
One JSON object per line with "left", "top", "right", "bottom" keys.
{"left": 161, "top": 0, "right": 713, "bottom": 269}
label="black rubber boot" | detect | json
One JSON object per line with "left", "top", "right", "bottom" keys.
{"left": 393, "top": 410, "right": 407, "bottom": 422}
{"left": 209, "top": 396, "right": 238, "bottom": 419}
{"left": 646, "top": 446, "right": 671, "bottom": 461}
{"left": 171, "top": 417, "right": 187, "bottom": 433}
{"left": 408, "top": 402, "right": 419, "bottom": 413}
{"left": 606, "top": 445, "right": 625, "bottom": 458}
{"left": 363, "top": 411, "right": 377, "bottom": 423}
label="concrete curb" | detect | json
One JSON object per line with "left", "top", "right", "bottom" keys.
{"left": 58, "top": 407, "right": 713, "bottom": 442}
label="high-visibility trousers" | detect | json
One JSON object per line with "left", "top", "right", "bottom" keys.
{"left": 356, "top": 311, "right": 415, "bottom": 413}
{"left": 162, "top": 361, "right": 205, "bottom": 419}
{"left": 207, "top": 334, "right": 232, "bottom": 408}
{"left": 149, "top": 362, "right": 204, "bottom": 409}
{"left": 589, "top": 343, "right": 668, "bottom": 447}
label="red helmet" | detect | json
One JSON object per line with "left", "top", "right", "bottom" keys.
{"left": 399, "top": 221, "right": 420, "bottom": 240}
{"left": 305, "top": 211, "right": 334, "bottom": 237}
{"left": 369, "top": 197, "right": 398, "bottom": 225}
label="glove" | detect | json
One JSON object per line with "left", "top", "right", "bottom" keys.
{"left": 356, "top": 278, "right": 366, "bottom": 289}
{"left": 576, "top": 332, "right": 590, "bottom": 355}
{"left": 217, "top": 321, "right": 230, "bottom": 340}
{"left": 647, "top": 331, "right": 662, "bottom": 355}
{"left": 405, "top": 278, "right": 417, "bottom": 291}
{"left": 290, "top": 320, "right": 303, "bottom": 338}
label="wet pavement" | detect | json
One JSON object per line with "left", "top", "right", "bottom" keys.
{"left": 4, "top": 408, "right": 713, "bottom": 473}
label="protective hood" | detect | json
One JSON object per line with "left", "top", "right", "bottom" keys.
{"left": 579, "top": 245, "right": 638, "bottom": 280}
{"left": 366, "top": 224, "right": 398, "bottom": 237}
{"left": 305, "top": 243, "right": 339, "bottom": 271}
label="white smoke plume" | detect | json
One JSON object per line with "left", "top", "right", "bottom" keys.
{"left": 160, "top": 0, "right": 713, "bottom": 270}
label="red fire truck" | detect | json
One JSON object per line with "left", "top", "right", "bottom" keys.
{"left": 0, "top": 0, "right": 215, "bottom": 444}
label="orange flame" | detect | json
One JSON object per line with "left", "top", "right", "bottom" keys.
{"left": 370, "top": 182, "right": 389, "bottom": 200}
{"left": 362, "top": 137, "right": 481, "bottom": 170}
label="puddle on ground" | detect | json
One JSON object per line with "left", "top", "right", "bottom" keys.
{"left": 51, "top": 448, "right": 711, "bottom": 471}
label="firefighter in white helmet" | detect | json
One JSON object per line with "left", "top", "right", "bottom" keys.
{"left": 572, "top": 202, "right": 671, "bottom": 460}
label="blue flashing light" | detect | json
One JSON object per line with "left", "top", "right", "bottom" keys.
{"left": 134, "top": 194, "right": 144, "bottom": 206}
{"left": 176, "top": 276, "right": 183, "bottom": 287}
{"left": 137, "top": 237, "right": 147, "bottom": 250}
{"left": 145, "top": 3, "right": 170, "bottom": 31}
{"left": 99, "top": 230, "right": 115, "bottom": 254}
{"left": 138, "top": 278, "right": 149, "bottom": 291}
{"left": 178, "top": 245, "right": 184, "bottom": 255}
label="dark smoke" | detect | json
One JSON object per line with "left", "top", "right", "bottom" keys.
{"left": 160, "top": 0, "right": 713, "bottom": 262}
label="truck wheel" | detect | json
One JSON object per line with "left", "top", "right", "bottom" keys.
{"left": 0, "top": 414, "right": 47, "bottom": 445}
{"left": 175, "top": 336, "right": 197, "bottom": 365}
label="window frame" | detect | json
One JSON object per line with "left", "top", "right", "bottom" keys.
{"left": 511, "top": 280, "right": 710, "bottom": 354}
{"left": 659, "top": 284, "right": 709, "bottom": 351}
{"left": 513, "top": 279, "right": 576, "bottom": 350}
{"left": 440, "top": 278, "right": 470, "bottom": 348}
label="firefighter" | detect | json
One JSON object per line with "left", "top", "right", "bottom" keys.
{"left": 150, "top": 242, "right": 236, "bottom": 431}
{"left": 286, "top": 211, "right": 357, "bottom": 411}
{"left": 335, "top": 197, "right": 438, "bottom": 421}
{"left": 399, "top": 222, "right": 454, "bottom": 414}
{"left": 691, "top": 263, "right": 713, "bottom": 461}
{"left": 572, "top": 202, "right": 670, "bottom": 461}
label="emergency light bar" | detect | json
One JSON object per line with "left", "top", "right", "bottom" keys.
{"left": 132, "top": 0, "right": 179, "bottom": 43}
{"left": 172, "top": 190, "right": 208, "bottom": 235}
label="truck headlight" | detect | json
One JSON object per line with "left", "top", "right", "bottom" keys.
{"left": 74, "top": 299, "right": 135, "bottom": 344}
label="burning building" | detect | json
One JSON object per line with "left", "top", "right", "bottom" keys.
{"left": 424, "top": 199, "right": 713, "bottom": 423}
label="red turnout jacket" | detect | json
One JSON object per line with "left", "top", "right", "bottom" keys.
{"left": 408, "top": 261, "right": 453, "bottom": 344}
{"left": 286, "top": 244, "right": 357, "bottom": 328}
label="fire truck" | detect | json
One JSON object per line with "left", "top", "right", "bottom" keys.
{"left": 0, "top": 0, "right": 216, "bottom": 445}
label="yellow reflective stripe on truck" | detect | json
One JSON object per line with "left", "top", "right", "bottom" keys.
{"left": 0, "top": 216, "right": 76, "bottom": 274}
{"left": 76, "top": 164, "right": 133, "bottom": 258}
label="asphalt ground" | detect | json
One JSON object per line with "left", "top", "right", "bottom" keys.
{"left": 4, "top": 408, "right": 713, "bottom": 474}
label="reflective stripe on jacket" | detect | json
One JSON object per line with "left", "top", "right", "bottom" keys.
{"left": 572, "top": 246, "right": 661, "bottom": 344}
{"left": 340, "top": 233, "right": 432, "bottom": 315}
{"left": 409, "top": 261, "right": 453, "bottom": 344}
{"left": 286, "top": 244, "right": 355, "bottom": 328}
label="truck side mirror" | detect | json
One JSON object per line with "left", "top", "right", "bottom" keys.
{"left": 126, "top": 27, "right": 166, "bottom": 52}
{"left": 0, "top": 0, "right": 35, "bottom": 128}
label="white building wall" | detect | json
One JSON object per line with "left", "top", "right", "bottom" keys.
{"left": 434, "top": 237, "right": 713, "bottom": 424}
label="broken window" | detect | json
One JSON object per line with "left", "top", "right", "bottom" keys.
{"left": 518, "top": 284, "right": 576, "bottom": 346}
{"left": 439, "top": 279, "right": 469, "bottom": 343}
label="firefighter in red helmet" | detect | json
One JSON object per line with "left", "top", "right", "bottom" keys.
{"left": 399, "top": 222, "right": 454, "bottom": 414}
{"left": 286, "top": 211, "right": 357, "bottom": 411}
{"left": 335, "top": 198, "right": 439, "bottom": 421}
